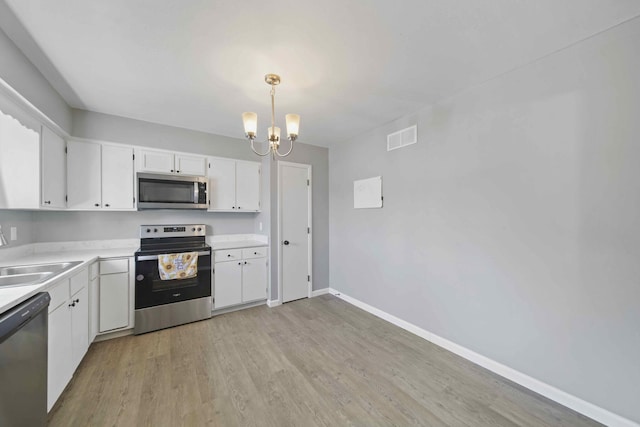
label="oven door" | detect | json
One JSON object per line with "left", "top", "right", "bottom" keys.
{"left": 135, "top": 250, "right": 212, "bottom": 309}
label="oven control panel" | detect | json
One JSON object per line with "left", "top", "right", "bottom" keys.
{"left": 139, "top": 224, "right": 206, "bottom": 238}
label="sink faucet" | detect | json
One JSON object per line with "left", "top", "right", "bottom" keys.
{"left": 0, "top": 226, "right": 8, "bottom": 247}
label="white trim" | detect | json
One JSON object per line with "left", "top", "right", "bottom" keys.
{"left": 267, "top": 299, "right": 282, "bottom": 308}
{"left": 327, "top": 288, "right": 639, "bottom": 427}
{"left": 277, "top": 161, "right": 313, "bottom": 304}
{"left": 0, "top": 77, "right": 70, "bottom": 138}
{"left": 311, "top": 288, "right": 330, "bottom": 297}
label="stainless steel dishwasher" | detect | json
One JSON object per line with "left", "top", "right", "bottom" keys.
{"left": 0, "top": 292, "right": 50, "bottom": 426}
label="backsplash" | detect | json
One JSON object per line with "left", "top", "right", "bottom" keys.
{"left": 0, "top": 210, "right": 35, "bottom": 247}
{"left": 30, "top": 210, "right": 261, "bottom": 242}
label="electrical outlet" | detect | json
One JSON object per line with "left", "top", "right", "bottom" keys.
{"left": 10, "top": 227, "right": 17, "bottom": 241}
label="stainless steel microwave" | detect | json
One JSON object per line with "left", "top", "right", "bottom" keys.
{"left": 137, "top": 173, "right": 207, "bottom": 210}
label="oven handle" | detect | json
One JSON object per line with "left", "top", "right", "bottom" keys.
{"left": 137, "top": 251, "right": 211, "bottom": 261}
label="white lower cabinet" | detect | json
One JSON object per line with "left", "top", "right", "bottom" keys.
{"left": 214, "top": 247, "right": 267, "bottom": 309}
{"left": 47, "top": 268, "right": 89, "bottom": 411}
{"left": 242, "top": 257, "right": 268, "bottom": 302}
{"left": 47, "top": 293, "right": 72, "bottom": 412}
{"left": 214, "top": 260, "right": 243, "bottom": 309}
{"left": 98, "top": 258, "right": 131, "bottom": 333}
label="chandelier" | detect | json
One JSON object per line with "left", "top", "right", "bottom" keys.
{"left": 242, "top": 74, "right": 300, "bottom": 158}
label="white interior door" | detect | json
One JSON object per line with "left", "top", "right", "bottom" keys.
{"left": 279, "top": 162, "right": 311, "bottom": 303}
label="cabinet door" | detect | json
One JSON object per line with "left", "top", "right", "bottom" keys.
{"left": 176, "top": 154, "right": 206, "bottom": 176}
{"left": 48, "top": 303, "right": 73, "bottom": 411}
{"left": 242, "top": 258, "right": 267, "bottom": 302}
{"left": 41, "top": 126, "right": 66, "bottom": 208}
{"left": 208, "top": 158, "right": 236, "bottom": 210}
{"left": 102, "top": 145, "right": 134, "bottom": 209}
{"left": 99, "top": 272, "right": 129, "bottom": 332}
{"left": 214, "top": 261, "right": 242, "bottom": 309}
{"left": 0, "top": 111, "right": 40, "bottom": 209}
{"left": 67, "top": 140, "right": 102, "bottom": 209}
{"left": 138, "top": 149, "right": 174, "bottom": 173}
{"left": 71, "top": 286, "right": 89, "bottom": 369}
{"left": 236, "top": 161, "right": 261, "bottom": 211}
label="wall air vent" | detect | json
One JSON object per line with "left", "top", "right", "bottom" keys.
{"left": 387, "top": 125, "right": 417, "bottom": 151}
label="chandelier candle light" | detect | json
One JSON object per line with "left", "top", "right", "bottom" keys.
{"left": 242, "top": 74, "right": 300, "bottom": 158}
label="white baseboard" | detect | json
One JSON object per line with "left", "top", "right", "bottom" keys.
{"left": 327, "top": 288, "right": 638, "bottom": 427}
{"left": 267, "top": 299, "right": 282, "bottom": 308}
{"left": 311, "top": 288, "right": 330, "bottom": 297}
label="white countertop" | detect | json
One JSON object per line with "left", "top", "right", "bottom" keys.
{"left": 209, "top": 239, "right": 268, "bottom": 250}
{"left": 0, "top": 234, "right": 268, "bottom": 313}
{"left": 0, "top": 244, "right": 137, "bottom": 314}
{"left": 207, "top": 234, "right": 268, "bottom": 250}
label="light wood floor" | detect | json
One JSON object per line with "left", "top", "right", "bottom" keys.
{"left": 49, "top": 295, "right": 601, "bottom": 427}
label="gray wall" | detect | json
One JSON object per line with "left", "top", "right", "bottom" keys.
{"left": 0, "top": 210, "right": 34, "bottom": 248}
{"left": 72, "top": 109, "right": 259, "bottom": 161}
{"left": 269, "top": 142, "right": 330, "bottom": 300}
{"left": 329, "top": 17, "right": 640, "bottom": 423}
{"left": 0, "top": 27, "right": 72, "bottom": 133}
{"left": 31, "top": 210, "right": 255, "bottom": 242}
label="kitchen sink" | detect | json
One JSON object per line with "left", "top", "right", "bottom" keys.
{"left": 0, "top": 261, "right": 83, "bottom": 288}
{"left": 0, "top": 261, "right": 81, "bottom": 277}
{"left": 0, "top": 273, "right": 53, "bottom": 288}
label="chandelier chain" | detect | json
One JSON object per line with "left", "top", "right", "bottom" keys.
{"left": 270, "top": 85, "right": 276, "bottom": 138}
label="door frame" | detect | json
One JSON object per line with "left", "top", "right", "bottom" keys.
{"left": 277, "top": 161, "right": 312, "bottom": 304}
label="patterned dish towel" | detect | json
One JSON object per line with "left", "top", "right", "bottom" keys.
{"left": 158, "top": 252, "right": 198, "bottom": 280}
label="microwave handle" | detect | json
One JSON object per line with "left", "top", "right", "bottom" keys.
{"left": 137, "top": 251, "right": 210, "bottom": 261}
{"left": 194, "top": 181, "right": 199, "bottom": 202}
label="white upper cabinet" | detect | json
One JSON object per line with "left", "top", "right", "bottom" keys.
{"left": 138, "top": 149, "right": 174, "bottom": 174}
{"left": 102, "top": 144, "right": 134, "bottom": 209}
{"left": 176, "top": 154, "right": 206, "bottom": 176}
{"left": 137, "top": 148, "right": 206, "bottom": 176}
{"left": 208, "top": 157, "right": 261, "bottom": 212}
{"left": 208, "top": 157, "right": 236, "bottom": 210}
{"left": 67, "top": 140, "right": 135, "bottom": 210}
{"left": 236, "top": 161, "right": 261, "bottom": 211}
{"left": 67, "top": 140, "right": 102, "bottom": 209}
{"left": 41, "top": 126, "right": 66, "bottom": 209}
{"left": 0, "top": 107, "right": 41, "bottom": 209}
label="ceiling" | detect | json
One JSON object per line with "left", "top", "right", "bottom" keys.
{"left": 3, "top": 1, "right": 640, "bottom": 147}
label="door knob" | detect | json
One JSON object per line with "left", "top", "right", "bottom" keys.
{"left": 283, "top": 240, "right": 290, "bottom": 245}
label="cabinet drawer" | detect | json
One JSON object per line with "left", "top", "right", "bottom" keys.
{"left": 214, "top": 249, "right": 242, "bottom": 262}
{"left": 242, "top": 247, "right": 267, "bottom": 259}
{"left": 100, "top": 259, "right": 129, "bottom": 275}
{"left": 48, "top": 279, "right": 70, "bottom": 313}
{"left": 70, "top": 268, "right": 88, "bottom": 296}
{"left": 89, "top": 262, "right": 99, "bottom": 280}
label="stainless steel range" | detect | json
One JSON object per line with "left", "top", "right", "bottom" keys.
{"left": 134, "top": 224, "right": 212, "bottom": 334}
